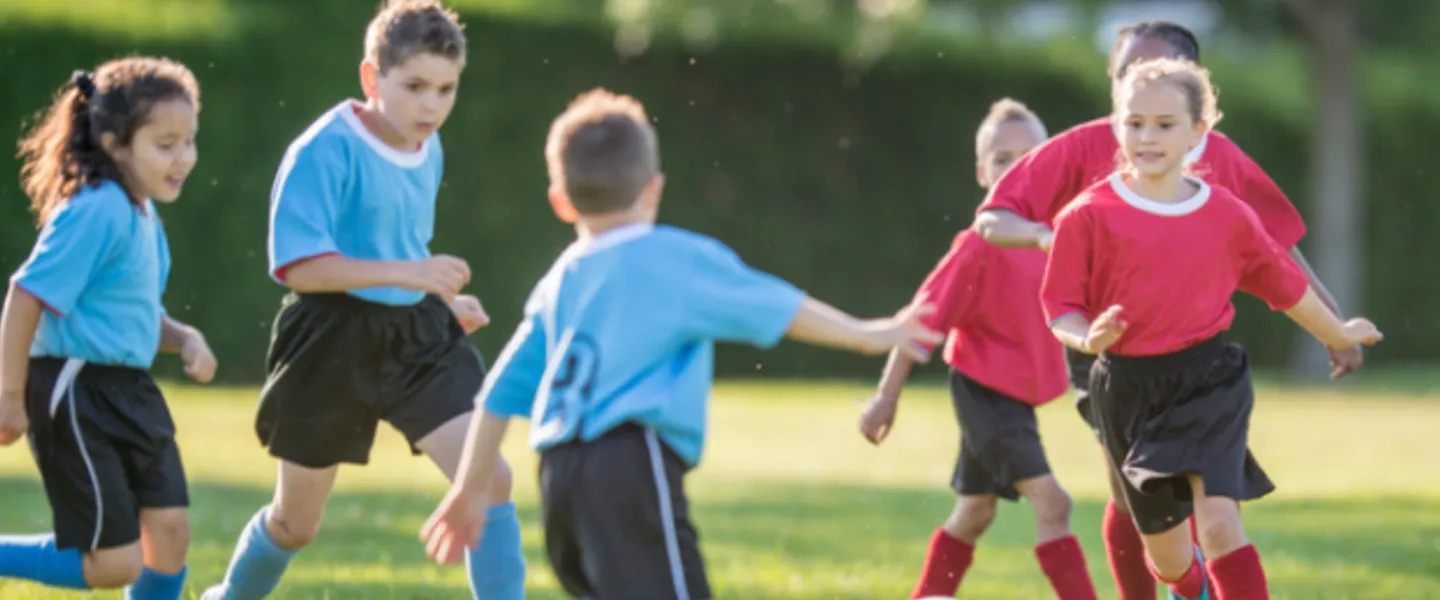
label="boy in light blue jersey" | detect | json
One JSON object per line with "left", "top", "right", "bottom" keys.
{"left": 0, "top": 57, "right": 216, "bottom": 600}
{"left": 200, "top": 2, "right": 524, "bottom": 599}
{"left": 420, "top": 89, "right": 944, "bottom": 599}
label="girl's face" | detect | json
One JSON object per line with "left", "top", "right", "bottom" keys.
{"left": 977, "top": 119, "right": 1043, "bottom": 188}
{"left": 108, "top": 98, "right": 198, "bottom": 204}
{"left": 1115, "top": 81, "right": 1205, "bottom": 179}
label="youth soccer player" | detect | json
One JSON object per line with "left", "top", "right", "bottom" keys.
{"left": 418, "top": 88, "right": 944, "bottom": 600}
{"left": 859, "top": 99, "right": 1096, "bottom": 599}
{"left": 201, "top": 2, "right": 524, "bottom": 599}
{"left": 1042, "top": 57, "right": 1382, "bottom": 600}
{"left": 0, "top": 58, "right": 216, "bottom": 600}
{"left": 971, "top": 20, "right": 1359, "bottom": 600}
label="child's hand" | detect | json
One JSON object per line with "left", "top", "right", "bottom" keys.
{"left": 421, "top": 485, "right": 489, "bottom": 565}
{"left": 879, "top": 303, "right": 944, "bottom": 362}
{"left": 1339, "top": 318, "right": 1383, "bottom": 348}
{"left": 450, "top": 294, "right": 490, "bottom": 334}
{"left": 407, "top": 255, "right": 472, "bottom": 301}
{"left": 858, "top": 394, "right": 899, "bottom": 446}
{"left": 180, "top": 331, "right": 217, "bottom": 385}
{"left": 1084, "top": 305, "right": 1127, "bottom": 354}
{"left": 0, "top": 395, "right": 26, "bottom": 446}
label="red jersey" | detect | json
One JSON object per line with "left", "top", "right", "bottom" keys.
{"left": 978, "top": 117, "right": 1307, "bottom": 250}
{"left": 1041, "top": 175, "right": 1309, "bottom": 357}
{"left": 915, "top": 230, "right": 1067, "bottom": 405}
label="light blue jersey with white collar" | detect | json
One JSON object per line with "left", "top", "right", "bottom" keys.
{"left": 267, "top": 101, "right": 444, "bottom": 306}
{"left": 11, "top": 180, "right": 170, "bottom": 368}
{"left": 481, "top": 223, "right": 806, "bottom": 466}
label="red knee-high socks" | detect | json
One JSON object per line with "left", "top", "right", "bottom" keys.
{"left": 1036, "top": 534, "right": 1100, "bottom": 600}
{"left": 911, "top": 528, "right": 974, "bottom": 599}
{"left": 1208, "top": 545, "right": 1269, "bottom": 600}
{"left": 1103, "top": 499, "right": 1157, "bottom": 600}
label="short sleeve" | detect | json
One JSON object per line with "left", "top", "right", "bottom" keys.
{"left": 1234, "top": 204, "right": 1308, "bottom": 311}
{"left": 1210, "top": 133, "right": 1307, "bottom": 249}
{"left": 912, "top": 233, "right": 988, "bottom": 347}
{"left": 1040, "top": 206, "right": 1094, "bottom": 324}
{"left": 978, "top": 125, "right": 1091, "bottom": 226}
{"left": 10, "top": 197, "right": 119, "bottom": 316}
{"left": 267, "top": 139, "right": 345, "bottom": 282}
{"left": 481, "top": 309, "right": 550, "bottom": 418}
{"left": 680, "top": 239, "right": 806, "bottom": 348}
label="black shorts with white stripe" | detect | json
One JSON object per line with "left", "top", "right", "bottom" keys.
{"left": 25, "top": 357, "right": 189, "bottom": 551}
{"left": 539, "top": 423, "right": 711, "bottom": 600}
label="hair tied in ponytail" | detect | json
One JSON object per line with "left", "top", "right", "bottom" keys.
{"left": 70, "top": 70, "right": 97, "bottom": 99}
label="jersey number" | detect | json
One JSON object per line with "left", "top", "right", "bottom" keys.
{"left": 550, "top": 333, "right": 599, "bottom": 420}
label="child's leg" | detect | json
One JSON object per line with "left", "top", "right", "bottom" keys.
{"left": 202, "top": 461, "right": 338, "bottom": 600}
{"left": 912, "top": 494, "right": 995, "bottom": 599}
{"left": 1016, "top": 475, "right": 1097, "bottom": 600}
{"left": 125, "top": 508, "right": 189, "bottom": 600}
{"left": 1134, "top": 480, "right": 1206, "bottom": 600}
{"left": 1101, "top": 459, "right": 1159, "bottom": 600}
{"left": 417, "top": 412, "right": 525, "bottom": 600}
{"left": 1190, "top": 475, "right": 1268, "bottom": 600}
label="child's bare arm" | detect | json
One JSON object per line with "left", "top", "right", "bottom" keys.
{"left": 1283, "top": 287, "right": 1382, "bottom": 349}
{"left": 974, "top": 210, "right": 1054, "bottom": 250}
{"left": 876, "top": 348, "right": 917, "bottom": 400}
{"left": 785, "top": 297, "right": 942, "bottom": 361}
{"left": 454, "top": 410, "right": 511, "bottom": 496}
{"left": 0, "top": 286, "right": 43, "bottom": 445}
{"left": 159, "top": 315, "right": 202, "bottom": 354}
{"left": 1049, "top": 313, "right": 1094, "bottom": 354}
{"left": 285, "top": 254, "right": 470, "bottom": 300}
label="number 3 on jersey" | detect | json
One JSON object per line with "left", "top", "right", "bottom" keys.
{"left": 536, "top": 328, "right": 600, "bottom": 441}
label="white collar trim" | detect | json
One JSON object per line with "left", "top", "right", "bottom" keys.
{"left": 561, "top": 222, "right": 655, "bottom": 262}
{"left": 334, "top": 101, "right": 430, "bottom": 168}
{"left": 1108, "top": 173, "right": 1211, "bottom": 216}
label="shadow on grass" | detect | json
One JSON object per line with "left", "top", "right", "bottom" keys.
{"left": 0, "top": 476, "right": 1436, "bottom": 599}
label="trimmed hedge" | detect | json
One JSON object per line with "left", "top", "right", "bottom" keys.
{"left": 0, "top": 2, "right": 1428, "bottom": 383}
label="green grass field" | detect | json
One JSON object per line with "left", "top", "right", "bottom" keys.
{"left": 0, "top": 378, "right": 1437, "bottom": 599}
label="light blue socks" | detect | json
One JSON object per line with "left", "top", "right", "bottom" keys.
{"left": 0, "top": 533, "right": 87, "bottom": 589}
{"left": 201, "top": 507, "right": 297, "bottom": 600}
{"left": 465, "top": 501, "right": 526, "bottom": 600}
{"left": 125, "top": 565, "right": 187, "bottom": 599}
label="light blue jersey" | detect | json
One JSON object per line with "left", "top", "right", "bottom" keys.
{"left": 267, "top": 100, "right": 444, "bottom": 306}
{"left": 10, "top": 181, "right": 171, "bottom": 369}
{"left": 481, "top": 223, "right": 806, "bottom": 466}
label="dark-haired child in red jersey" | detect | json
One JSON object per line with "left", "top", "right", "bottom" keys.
{"left": 972, "top": 20, "right": 1361, "bottom": 600}
{"left": 1042, "top": 58, "right": 1382, "bottom": 600}
{"left": 859, "top": 99, "right": 1097, "bottom": 600}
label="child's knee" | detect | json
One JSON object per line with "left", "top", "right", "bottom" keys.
{"left": 83, "top": 544, "right": 144, "bottom": 589}
{"left": 1195, "top": 499, "right": 1245, "bottom": 555}
{"left": 266, "top": 508, "right": 321, "bottom": 550}
{"left": 944, "top": 496, "right": 998, "bottom": 541}
{"left": 142, "top": 509, "right": 191, "bottom": 551}
{"left": 1031, "top": 488, "right": 1073, "bottom": 527}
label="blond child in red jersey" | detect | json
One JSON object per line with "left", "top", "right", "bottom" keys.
{"left": 1042, "top": 58, "right": 1382, "bottom": 600}
{"left": 859, "top": 99, "right": 1097, "bottom": 600}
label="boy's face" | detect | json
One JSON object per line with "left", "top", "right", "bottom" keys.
{"left": 363, "top": 52, "right": 462, "bottom": 146}
{"left": 976, "top": 120, "right": 1042, "bottom": 188}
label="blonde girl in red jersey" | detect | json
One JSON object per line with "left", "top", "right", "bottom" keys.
{"left": 860, "top": 99, "right": 1097, "bottom": 600}
{"left": 1041, "top": 58, "right": 1381, "bottom": 600}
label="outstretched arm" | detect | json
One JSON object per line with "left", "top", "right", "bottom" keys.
{"left": 785, "top": 297, "right": 943, "bottom": 362}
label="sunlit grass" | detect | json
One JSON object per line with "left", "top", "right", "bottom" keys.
{"left": 0, "top": 377, "right": 1436, "bottom": 598}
